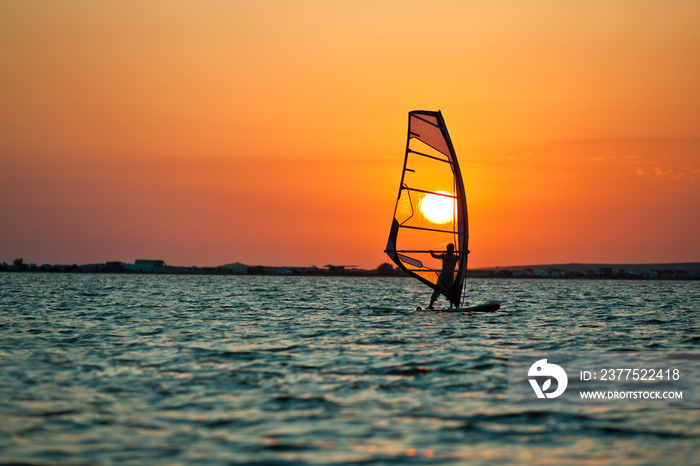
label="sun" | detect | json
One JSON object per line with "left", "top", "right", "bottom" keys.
{"left": 419, "top": 191, "right": 455, "bottom": 224}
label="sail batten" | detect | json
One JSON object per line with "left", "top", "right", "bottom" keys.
{"left": 406, "top": 149, "right": 456, "bottom": 163}
{"left": 395, "top": 224, "right": 466, "bottom": 235}
{"left": 386, "top": 110, "right": 469, "bottom": 307}
{"left": 402, "top": 187, "right": 457, "bottom": 198}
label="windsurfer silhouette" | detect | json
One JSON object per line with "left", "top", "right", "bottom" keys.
{"left": 427, "top": 243, "right": 463, "bottom": 309}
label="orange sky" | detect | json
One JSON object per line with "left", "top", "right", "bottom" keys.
{"left": 1, "top": 1, "right": 699, "bottom": 269}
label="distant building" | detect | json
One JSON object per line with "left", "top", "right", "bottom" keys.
{"left": 627, "top": 267, "right": 658, "bottom": 279}
{"left": 494, "top": 269, "right": 512, "bottom": 277}
{"left": 218, "top": 262, "right": 248, "bottom": 274}
{"left": 668, "top": 268, "right": 689, "bottom": 279}
{"left": 104, "top": 261, "right": 124, "bottom": 272}
{"left": 124, "top": 260, "right": 166, "bottom": 272}
{"left": 325, "top": 264, "right": 357, "bottom": 274}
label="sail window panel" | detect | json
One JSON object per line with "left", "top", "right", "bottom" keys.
{"left": 394, "top": 187, "right": 414, "bottom": 225}
{"left": 397, "top": 253, "right": 423, "bottom": 268}
{"left": 409, "top": 114, "right": 451, "bottom": 157}
{"left": 395, "top": 254, "right": 440, "bottom": 286}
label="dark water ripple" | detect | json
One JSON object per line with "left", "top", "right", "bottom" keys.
{"left": 1, "top": 274, "right": 698, "bottom": 464}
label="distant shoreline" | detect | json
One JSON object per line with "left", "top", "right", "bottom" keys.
{"left": 476, "top": 262, "right": 700, "bottom": 274}
{"left": 2, "top": 261, "right": 698, "bottom": 280}
{"left": 470, "top": 262, "right": 700, "bottom": 279}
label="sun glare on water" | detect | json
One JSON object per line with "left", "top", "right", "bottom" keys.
{"left": 419, "top": 191, "right": 455, "bottom": 224}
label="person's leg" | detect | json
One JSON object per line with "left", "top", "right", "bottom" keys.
{"left": 428, "top": 288, "right": 440, "bottom": 309}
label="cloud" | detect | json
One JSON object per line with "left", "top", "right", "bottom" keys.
{"left": 653, "top": 167, "right": 673, "bottom": 176}
{"left": 637, "top": 165, "right": 700, "bottom": 178}
{"left": 680, "top": 166, "right": 700, "bottom": 174}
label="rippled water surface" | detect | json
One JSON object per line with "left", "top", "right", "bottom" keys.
{"left": 1, "top": 274, "right": 698, "bottom": 464}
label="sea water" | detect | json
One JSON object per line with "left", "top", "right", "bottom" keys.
{"left": 0, "top": 274, "right": 698, "bottom": 464}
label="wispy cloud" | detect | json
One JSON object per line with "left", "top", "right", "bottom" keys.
{"left": 653, "top": 167, "right": 673, "bottom": 176}
{"left": 636, "top": 165, "right": 699, "bottom": 178}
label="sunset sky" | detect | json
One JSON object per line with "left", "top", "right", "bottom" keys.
{"left": 1, "top": 1, "right": 699, "bottom": 269}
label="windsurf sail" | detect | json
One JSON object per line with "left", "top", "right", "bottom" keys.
{"left": 385, "top": 110, "right": 468, "bottom": 307}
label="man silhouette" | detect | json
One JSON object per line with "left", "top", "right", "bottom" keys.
{"left": 427, "top": 243, "right": 461, "bottom": 309}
